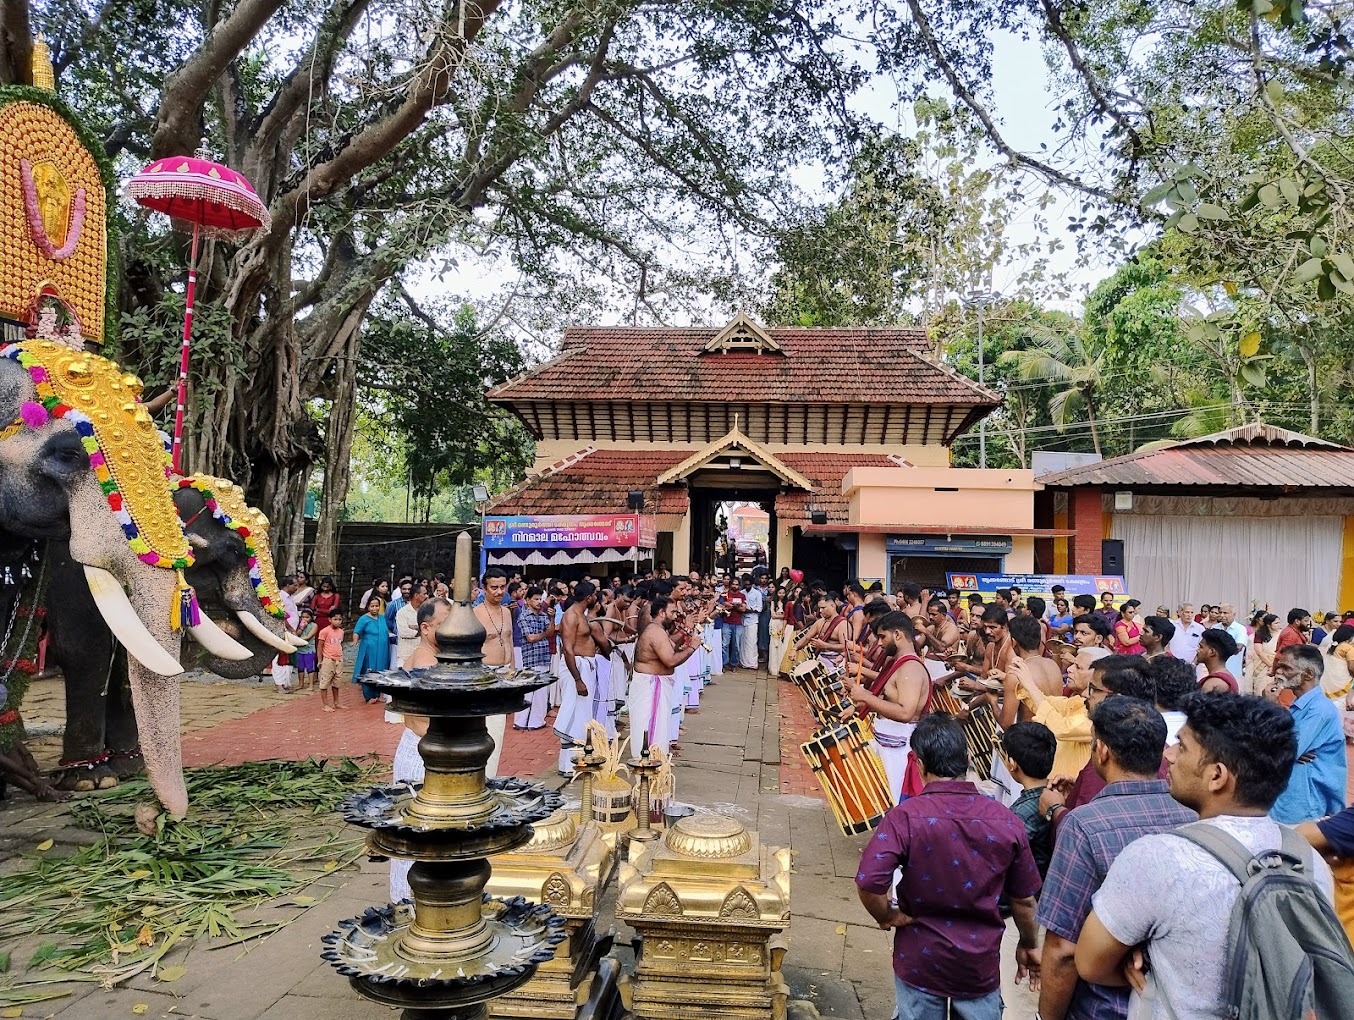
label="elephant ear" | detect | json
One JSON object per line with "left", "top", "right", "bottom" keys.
{"left": 176, "top": 474, "right": 286, "bottom": 619}
{"left": 4, "top": 340, "right": 192, "bottom": 574}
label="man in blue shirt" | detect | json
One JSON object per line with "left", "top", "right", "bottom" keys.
{"left": 1269, "top": 643, "right": 1347, "bottom": 824}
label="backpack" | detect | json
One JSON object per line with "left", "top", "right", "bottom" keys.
{"left": 1171, "top": 821, "right": 1354, "bottom": 1020}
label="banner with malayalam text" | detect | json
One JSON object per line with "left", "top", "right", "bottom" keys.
{"left": 483, "top": 514, "right": 658, "bottom": 550}
{"left": 945, "top": 572, "right": 1128, "bottom": 606}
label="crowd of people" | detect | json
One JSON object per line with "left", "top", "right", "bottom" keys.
{"left": 804, "top": 582, "right": 1354, "bottom": 1019}
{"left": 263, "top": 565, "right": 1354, "bottom": 1017}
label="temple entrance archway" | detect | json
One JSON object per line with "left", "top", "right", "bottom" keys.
{"left": 689, "top": 487, "right": 777, "bottom": 577}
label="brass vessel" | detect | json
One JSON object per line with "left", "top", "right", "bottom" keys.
{"left": 485, "top": 806, "right": 617, "bottom": 1018}
{"left": 616, "top": 812, "right": 792, "bottom": 1020}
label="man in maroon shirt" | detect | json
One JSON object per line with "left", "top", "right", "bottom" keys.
{"left": 1276, "top": 606, "right": 1312, "bottom": 654}
{"left": 857, "top": 714, "right": 1042, "bottom": 1018}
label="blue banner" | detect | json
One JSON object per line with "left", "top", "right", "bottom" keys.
{"left": 945, "top": 572, "right": 1127, "bottom": 603}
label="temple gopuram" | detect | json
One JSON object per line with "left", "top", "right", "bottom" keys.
{"left": 487, "top": 314, "right": 1061, "bottom": 588}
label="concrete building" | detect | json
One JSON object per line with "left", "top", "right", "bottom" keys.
{"left": 486, "top": 314, "right": 1062, "bottom": 585}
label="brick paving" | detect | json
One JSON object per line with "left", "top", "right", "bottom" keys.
{"left": 182, "top": 689, "right": 563, "bottom": 779}
{"left": 777, "top": 674, "right": 823, "bottom": 797}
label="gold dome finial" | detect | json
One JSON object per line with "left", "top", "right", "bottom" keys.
{"left": 31, "top": 35, "right": 55, "bottom": 92}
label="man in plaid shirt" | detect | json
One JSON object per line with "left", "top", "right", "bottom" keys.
{"left": 1036, "top": 696, "right": 1196, "bottom": 1020}
{"left": 512, "top": 588, "right": 555, "bottom": 730}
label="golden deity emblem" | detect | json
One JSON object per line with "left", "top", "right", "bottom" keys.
{"left": 28, "top": 159, "right": 71, "bottom": 249}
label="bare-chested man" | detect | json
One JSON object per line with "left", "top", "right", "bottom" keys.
{"left": 997, "top": 614, "right": 1063, "bottom": 728}
{"left": 629, "top": 594, "right": 698, "bottom": 757}
{"left": 473, "top": 568, "right": 514, "bottom": 777}
{"left": 555, "top": 581, "right": 608, "bottom": 774}
{"left": 919, "top": 600, "right": 963, "bottom": 661}
{"left": 802, "top": 594, "right": 849, "bottom": 668}
{"left": 844, "top": 611, "right": 932, "bottom": 804}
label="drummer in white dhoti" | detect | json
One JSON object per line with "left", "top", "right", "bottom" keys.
{"left": 628, "top": 594, "right": 699, "bottom": 758}
{"left": 554, "top": 582, "right": 612, "bottom": 775}
{"left": 842, "top": 611, "right": 934, "bottom": 804}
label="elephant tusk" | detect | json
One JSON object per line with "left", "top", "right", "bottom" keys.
{"left": 285, "top": 631, "right": 308, "bottom": 647}
{"left": 188, "top": 614, "right": 254, "bottom": 661}
{"left": 234, "top": 610, "right": 295, "bottom": 653}
{"left": 83, "top": 565, "right": 185, "bottom": 677}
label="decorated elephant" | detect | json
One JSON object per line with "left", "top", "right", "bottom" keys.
{"left": 41, "top": 472, "right": 299, "bottom": 794}
{"left": 173, "top": 474, "right": 301, "bottom": 678}
{"left": 0, "top": 339, "right": 257, "bottom": 817}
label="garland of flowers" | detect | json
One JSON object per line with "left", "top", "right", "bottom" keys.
{"left": 21, "top": 157, "right": 87, "bottom": 260}
{"left": 0, "top": 344, "right": 191, "bottom": 571}
{"left": 174, "top": 476, "right": 286, "bottom": 619}
{"left": 0, "top": 84, "right": 120, "bottom": 346}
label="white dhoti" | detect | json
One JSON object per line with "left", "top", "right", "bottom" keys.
{"left": 611, "top": 643, "right": 633, "bottom": 722}
{"left": 674, "top": 658, "right": 689, "bottom": 727}
{"left": 687, "top": 647, "right": 705, "bottom": 709}
{"left": 548, "top": 650, "right": 565, "bottom": 708}
{"left": 706, "top": 625, "right": 722, "bottom": 676}
{"left": 872, "top": 716, "right": 917, "bottom": 806}
{"left": 554, "top": 655, "right": 598, "bottom": 774}
{"left": 272, "top": 654, "right": 295, "bottom": 689}
{"left": 487, "top": 713, "right": 505, "bottom": 779}
{"left": 513, "top": 646, "right": 523, "bottom": 670}
{"left": 389, "top": 726, "right": 424, "bottom": 903}
{"left": 629, "top": 671, "right": 675, "bottom": 756}
{"left": 741, "top": 612, "right": 760, "bottom": 667}
{"left": 513, "top": 667, "right": 550, "bottom": 730}
{"left": 594, "top": 655, "right": 616, "bottom": 740}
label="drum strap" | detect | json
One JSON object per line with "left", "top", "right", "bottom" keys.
{"left": 866, "top": 654, "right": 929, "bottom": 710}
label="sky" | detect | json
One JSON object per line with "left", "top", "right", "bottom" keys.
{"left": 410, "top": 22, "right": 1122, "bottom": 327}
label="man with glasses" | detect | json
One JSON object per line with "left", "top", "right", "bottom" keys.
{"left": 1039, "top": 655, "right": 1158, "bottom": 824}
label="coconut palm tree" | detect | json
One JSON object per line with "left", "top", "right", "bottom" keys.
{"left": 1000, "top": 325, "right": 1107, "bottom": 455}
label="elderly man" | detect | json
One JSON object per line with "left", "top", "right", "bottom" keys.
{"left": 1214, "top": 602, "right": 1249, "bottom": 679}
{"left": 1268, "top": 644, "right": 1347, "bottom": 824}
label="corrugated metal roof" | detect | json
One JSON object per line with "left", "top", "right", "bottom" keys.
{"left": 1040, "top": 424, "right": 1354, "bottom": 488}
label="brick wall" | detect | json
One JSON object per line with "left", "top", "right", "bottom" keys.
{"left": 1067, "top": 486, "right": 1104, "bottom": 573}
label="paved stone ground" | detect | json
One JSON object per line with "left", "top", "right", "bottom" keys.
{"left": 1, "top": 662, "right": 1042, "bottom": 1019}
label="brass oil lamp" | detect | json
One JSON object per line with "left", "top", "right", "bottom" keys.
{"left": 323, "top": 534, "right": 566, "bottom": 1020}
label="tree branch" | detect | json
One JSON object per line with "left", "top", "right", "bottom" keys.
{"left": 268, "top": 0, "right": 505, "bottom": 239}
{"left": 246, "top": 0, "right": 375, "bottom": 196}
{"left": 151, "top": 0, "right": 286, "bottom": 159}
{"left": 897, "top": 0, "right": 1117, "bottom": 201}
{"left": 1036, "top": 0, "right": 1146, "bottom": 159}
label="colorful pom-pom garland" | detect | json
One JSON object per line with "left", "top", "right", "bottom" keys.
{"left": 0, "top": 343, "right": 192, "bottom": 572}
{"left": 174, "top": 476, "right": 286, "bottom": 619}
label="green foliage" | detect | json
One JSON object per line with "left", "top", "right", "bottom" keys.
{"left": 355, "top": 299, "right": 532, "bottom": 513}
{"left": 764, "top": 133, "right": 953, "bottom": 326}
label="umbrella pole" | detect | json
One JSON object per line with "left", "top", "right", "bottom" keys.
{"left": 172, "top": 222, "right": 200, "bottom": 475}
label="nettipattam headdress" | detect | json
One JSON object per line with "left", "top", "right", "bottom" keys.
{"left": 174, "top": 474, "right": 286, "bottom": 619}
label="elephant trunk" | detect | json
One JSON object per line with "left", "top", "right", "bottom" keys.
{"left": 126, "top": 662, "right": 188, "bottom": 817}
{"left": 81, "top": 564, "right": 188, "bottom": 818}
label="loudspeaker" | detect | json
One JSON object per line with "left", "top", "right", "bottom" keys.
{"left": 627, "top": 490, "right": 644, "bottom": 510}
{"left": 809, "top": 510, "right": 828, "bottom": 526}
{"left": 1101, "top": 539, "right": 1125, "bottom": 575}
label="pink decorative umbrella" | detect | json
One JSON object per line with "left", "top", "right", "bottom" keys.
{"left": 126, "top": 153, "right": 270, "bottom": 472}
